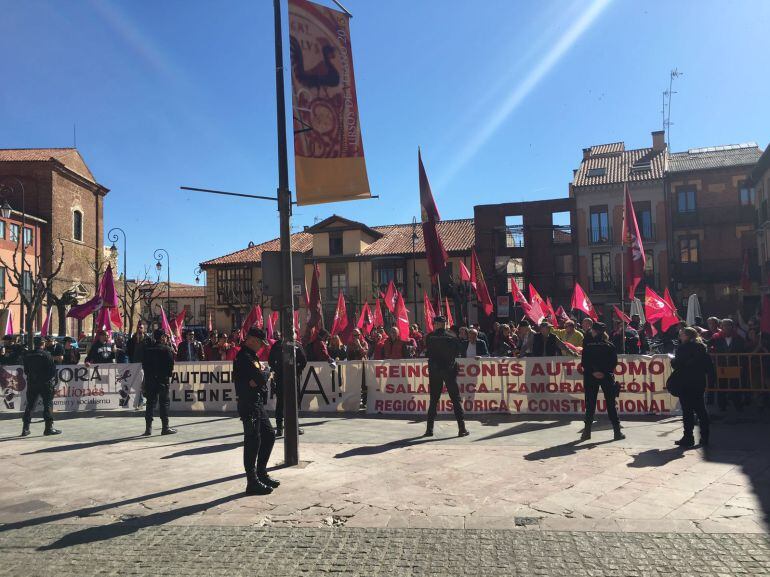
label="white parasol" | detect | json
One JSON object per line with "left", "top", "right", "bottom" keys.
{"left": 686, "top": 294, "right": 702, "bottom": 326}
{"left": 629, "top": 297, "right": 645, "bottom": 325}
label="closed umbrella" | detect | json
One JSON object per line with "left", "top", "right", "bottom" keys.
{"left": 629, "top": 297, "right": 645, "bottom": 325}
{"left": 686, "top": 294, "right": 702, "bottom": 326}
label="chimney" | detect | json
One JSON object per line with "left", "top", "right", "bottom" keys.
{"left": 582, "top": 148, "right": 591, "bottom": 160}
{"left": 652, "top": 130, "right": 665, "bottom": 151}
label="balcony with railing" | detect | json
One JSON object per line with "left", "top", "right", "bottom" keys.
{"left": 587, "top": 226, "right": 612, "bottom": 246}
{"left": 672, "top": 205, "right": 757, "bottom": 228}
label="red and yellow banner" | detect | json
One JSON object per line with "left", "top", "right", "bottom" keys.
{"left": 288, "top": 0, "right": 370, "bottom": 206}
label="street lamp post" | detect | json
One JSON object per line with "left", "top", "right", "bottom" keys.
{"left": 0, "top": 178, "right": 27, "bottom": 344}
{"left": 108, "top": 228, "right": 127, "bottom": 330}
{"left": 154, "top": 248, "right": 171, "bottom": 315}
{"left": 194, "top": 267, "right": 204, "bottom": 328}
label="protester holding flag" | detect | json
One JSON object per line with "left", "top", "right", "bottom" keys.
{"left": 554, "top": 319, "right": 583, "bottom": 349}
{"left": 580, "top": 322, "right": 624, "bottom": 442}
{"left": 346, "top": 328, "right": 369, "bottom": 361}
{"left": 328, "top": 334, "right": 348, "bottom": 361}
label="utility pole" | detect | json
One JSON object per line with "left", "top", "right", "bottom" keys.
{"left": 273, "top": 0, "right": 299, "bottom": 466}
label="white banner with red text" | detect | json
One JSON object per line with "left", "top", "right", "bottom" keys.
{"left": 365, "top": 356, "right": 676, "bottom": 415}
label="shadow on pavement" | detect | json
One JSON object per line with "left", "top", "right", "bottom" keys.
{"left": 334, "top": 435, "right": 451, "bottom": 458}
{"left": 20, "top": 434, "right": 148, "bottom": 455}
{"left": 523, "top": 439, "right": 615, "bottom": 461}
{"left": 126, "top": 432, "right": 242, "bottom": 452}
{"left": 37, "top": 493, "right": 245, "bottom": 550}
{"left": 472, "top": 419, "right": 568, "bottom": 442}
{"left": 627, "top": 447, "right": 687, "bottom": 468}
{"left": 161, "top": 442, "right": 241, "bottom": 459}
{"left": 0, "top": 473, "right": 243, "bottom": 533}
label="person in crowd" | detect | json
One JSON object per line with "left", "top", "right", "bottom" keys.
{"left": 458, "top": 326, "right": 469, "bottom": 342}
{"left": 227, "top": 333, "right": 242, "bottom": 361}
{"left": 694, "top": 316, "right": 706, "bottom": 330}
{"left": 489, "top": 322, "right": 501, "bottom": 353}
{"left": 611, "top": 318, "right": 640, "bottom": 354}
{"left": 85, "top": 330, "right": 115, "bottom": 364}
{"left": 307, "top": 329, "right": 332, "bottom": 362}
{"left": 234, "top": 327, "right": 278, "bottom": 495}
{"left": 127, "top": 321, "right": 153, "bottom": 409}
{"left": 177, "top": 329, "right": 205, "bottom": 362}
{"left": 211, "top": 333, "right": 232, "bottom": 361}
{"left": 461, "top": 328, "right": 489, "bottom": 358}
{"left": 629, "top": 314, "right": 641, "bottom": 331}
{"left": 555, "top": 319, "right": 583, "bottom": 349}
{"left": 44, "top": 336, "right": 64, "bottom": 364}
{"left": 471, "top": 324, "right": 489, "bottom": 349}
{"left": 580, "top": 322, "right": 624, "bottom": 441}
{"left": 346, "top": 329, "right": 369, "bottom": 361}
{"left": 490, "top": 324, "right": 513, "bottom": 357}
{"left": 671, "top": 326, "right": 715, "bottom": 447}
{"left": 328, "top": 334, "right": 348, "bottom": 361}
{"left": 703, "top": 317, "right": 721, "bottom": 341}
{"left": 114, "top": 334, "right": 129, "bottom": 363}
{"left": 1, "top": 335, "right": 23, "bottom": 365}
{"left": 142, "top": 329, "right": 176, "bottom": 436}
{"left": 709, "top": 318, "right": 746, "bottom": 412}
{"left": 268, "top": 331, "right": 307, "bottom": 437}
{"left": 424, "top": 315, "right": 468, "bottom": 437}
{"left": 515, "top": 321, "right": 534, "bottom": 357}
{"left": 410, "top": 324, "right": 425, "bottom": 356}
{"left": 377, "top": 327, "right": 410, "bottom": 360}
{"left": 203, "top": 330, "right": 219, "bottom": 360}
{"left": 61, "top": 337, "right": 81, "bottom": 365}
{"left": 532, "top": 321, "right": 563, "bottom": 357}
{"left": 580, "top": 317, "right": 595, "bottom": 346}
{"left": 20, "top": 336, "right": 60, "bottom": 437}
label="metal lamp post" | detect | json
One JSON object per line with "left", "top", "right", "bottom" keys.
{"left": 0, "top": 178, "right": 27, "bottom": 343}
{"left": 108, "top": 227, "right": 127, "bottom": 330}
{"left": 154, "top": 248, "right": 171, "bottom": 315}
{"left": 194, "top": 267, "right": 204, "bottom": 327}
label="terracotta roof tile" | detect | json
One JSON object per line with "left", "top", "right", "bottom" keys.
{"left": 668, "top": 143, "right": 761, "bottom": 172}
{"left": 573, "top": 147, "right": 666, "bottom": 187}
{"left": 200, "top": 219, "right": 475, "bottom": 266}
{"left": 0, "top": 148, "right": 96, "bottom": 182}
{"left": 589, "top": 142, "right": 625, "bottom": 156}
{"left": 138, "top": 282, "right": 205, "bottom": 298}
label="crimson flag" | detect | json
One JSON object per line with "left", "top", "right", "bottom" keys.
{"left": 471, "top": 248, "right": 494, "bottom": 316}
{"left": 622, "top": 183, "right": 646, "bottom": 299}
{"left": 109, "top": 306, "right": 122, "bottom": 330}
{"left": 663, "top": 288, "right": 677, "bottom": 315}
{"left": 330, "top": 292, "right": 349, "bottom": 336}
{"left": 383, "top": 279, "right": 398, "bottom": 313}
{"left": 356, "top": 302, "right": 373, "bottom": 335}
{"left": 419, "top": 150, "right": 448, "bottom": 277}
{"left": 509, "top": 278, "right": 528, "bottom": 305}
{"left": 644, "top": 287, "right": 678, "bottom": 331}
{"left": 423, "top": 291, "right": 435, "bottom": 334}
{"left": 571, "top": 282, "right": 599, "bottom": 321}
{"left": 555, "top": 306, "right": 570, "bottom": 325}
{"left": 521, "top": 299, "right": 545, "bottom": 325}
{"left": 240, "top": 305, "right": 261, "bottom": 341}
{"left": 159, "top": 306, "right": 176, "bottom": 345}
{"left": 307, "top": 263, "right": 323, "bottom": 331}
{"left": 444, "top": 297, "right": 454, "bottom": 328}
{"left": 40, "top": 307, "right": 53, "bottom": 338}
{"left": 372, "top": 298, "right": 384, "bottom": 328}
{"left": 545, "top": 297, "right": 557, "bottom": 324}
{"left": 395, "top": 291, "right": 410, "bottom": 341}
{"left": 529, "top": 283, "right": 545, "bottom": 309}
{"left": 613, "top": 305, "right": 631, "bottom": 324}
{"left": 741, "top": 250, "right": 752, "bottom": 291}
{"left": 459, "top": 260, "right": 472, "bottom": 286}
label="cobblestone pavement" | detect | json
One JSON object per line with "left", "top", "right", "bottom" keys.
{"left": 0, "top": 524, "right": 768, "bottom": 576}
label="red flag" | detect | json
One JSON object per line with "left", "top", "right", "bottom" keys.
{"left": 383, "top": 280, "right": 397, "bottom": 313}
{"left": 644, "top": 287, "right": 678, "bottom": 331}
{"left": 395, "top": 291, "right": 410, "bottom": 341}
{"left": 622, "top": 183, "right": 646, "bottom": 299}
{"left": 109, "top": 306, "right": 122, "bottom": 330}
{"left": 509, "top": 278, "right": 528, "bottom": 305}
{"left": 356, "top": 302, "right": 372, "bottom": 335}
{"left": 208, "top": 310, "right": 213, "bottom": 332}
{"left": 372, "top": 298, "right": 384, "bottom": 328}
{"left": 330, "top": 292, "right": 349, "bottom": 336}
{"left": 423, "top": 291, "right": 435, "bottom": 334}
{"left": 545, "top": 297, "right": 557, "bottom": 324}
{"left": 40, "top": 307, "right": 53, "bottom": 337}
{"left": 240, "top": 305, "right": 260, "bottom": 340}
{"left": 663, "top": 288, "right": 677, "bottom": 315}
{"left": 255, "top": 305, "right": 264, "bottom": 329}
{"left": 471, "top": 248, "right": 494, "bottom": 316}
{"left": 741, "top": 250, "right": 751, "bottom": 291}
{"left": 529, "top": 284, "right": 546, "bottom": 313}
{"left": 419, "top": 150, "right": 448, "bottom": 277}
{"left": 444, "top": 297, "right": 454, "bottom": 328}
{"left": 266, "top": 311, "right": 275, "bottom": 340}
{"left": 571, "top": 282, "right": 598, "bottom": 321}
{"left": 521, "top": 299, "right": 545, "bottom": 325}
{"left": 761, "top": 294, "right": 770, "bottom": 333}
{"left": 459, "top": 260, "right": 472, "bottom": 286}
{"left": 159, "top": 306, "right": 176, "bottom": 345}
{"left": 307, "top": 263, "right": 323, "bottom": 330}
{"left": 613, "top": 305, "right": 632, "bottom": 324}
{"left": 555, "top": 306, "right": 570, "bottom": 325}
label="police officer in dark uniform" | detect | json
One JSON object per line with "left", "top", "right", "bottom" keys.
{"left": 234, "top": 327, "right": 278, "bottom": 495}
{"left": 21, "top": 336, "right": 60, "bottom": 437}
{"left": 580, "top": 322, "right": 624, "bottom": 441}
{"left": 142, "top": 329, "right": 176, "bottom": 436}
{"left": 424, "top": 315, "right": 469, "bottom": 437}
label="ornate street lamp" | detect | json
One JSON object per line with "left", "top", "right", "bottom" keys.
{"left": 108, "top": 227, "right": 127, "bottom": 329}
{"left": 154, "top": 248, "right": 171, "bottom": 314}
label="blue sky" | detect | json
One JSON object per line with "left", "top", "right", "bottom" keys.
{"left": 1, "top": 0, "right": 768, "bottom": 284}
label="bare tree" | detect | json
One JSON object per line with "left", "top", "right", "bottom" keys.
{"left": 139, "top": 279, "right": 163, "bottom": 328}
{"left": 0, "top": 238, "right": 65, "bottom": 347}
{"left": 46, "top": 287, "right": 79, "bottom": 336}
{"left": 120, "top": 267, "right": 155, "bottom": 336}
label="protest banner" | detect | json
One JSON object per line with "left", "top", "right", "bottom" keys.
{"left": 365, "top": 356, "right": 676, "bottom": 416}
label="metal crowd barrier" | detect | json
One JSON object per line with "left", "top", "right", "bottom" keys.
{"left": 709, "top": 352, "right": 770, "bottom": 393}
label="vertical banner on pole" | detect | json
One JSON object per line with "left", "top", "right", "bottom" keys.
{"left": 288, "top": 0, "right": 370, "bottom": 205}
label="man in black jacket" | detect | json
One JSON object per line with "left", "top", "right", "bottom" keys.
{"left": 424, "top": 316, "right": 468, "bottom": 437}
{"left": 532, "top": 321, "right": 563, "bottom": 357}
{"left": 234, "top": 327, "right": 277, "bottom": 495}
{"left": 268, "top": 331, "right": 307, "bottom": 437}
{"left": 581, "top": 322, "right": 624, "bottom": 441}
{"left": 21, "top": 337, "right": 60, "bottom": 436}
{"left": 85, "top": 330, "right": 115, "bottom": 364}
{"left": 142, "top": 330, "right": 176, "bottom": 436}
{"left": 460, "top": 328, "right": 489, "bottom": 358}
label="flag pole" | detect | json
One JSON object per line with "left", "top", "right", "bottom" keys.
{"left": 620, "top": 182, "right": 627, "bottom": 354}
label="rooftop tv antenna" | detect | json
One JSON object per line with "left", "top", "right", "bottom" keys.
{"left": 663, "top": 68, "right": 683, "bottom": 149}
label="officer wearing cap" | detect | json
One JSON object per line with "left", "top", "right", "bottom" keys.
{"left": 21, "top": 336, "right": 60, "bottom": 437}
{"left": 233, "top": 327, "right": 279, "bottom": 495}
{"left": 142, "top": 329, "right": 176, "bottom": 436}
{"left": 424, "top": 315, "right": 469, "bottom": 437}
